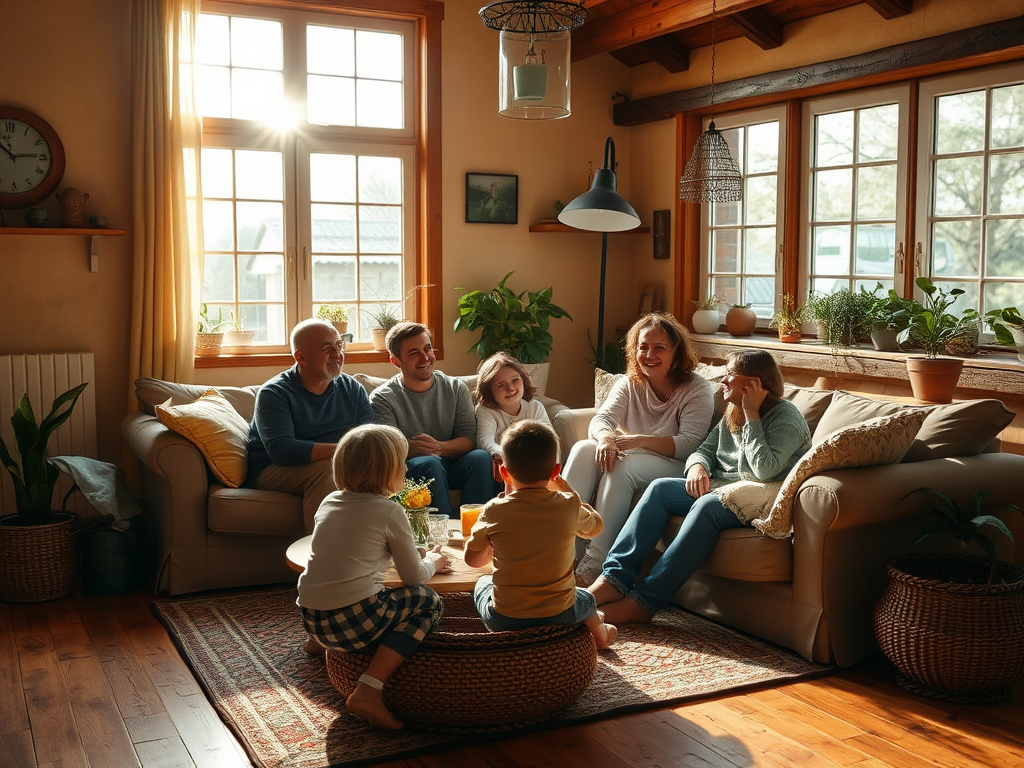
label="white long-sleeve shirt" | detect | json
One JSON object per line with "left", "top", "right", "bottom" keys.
{"left": 475, "top": 399, "right": 551, "bottom": 457}
{"left": 588, "top": 374, "right": 715, "bottom": 459}
{"left": 296, "top": 490, "right": 435, "bottom": 610}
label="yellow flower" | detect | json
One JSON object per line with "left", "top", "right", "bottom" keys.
{"left": 391, "top": 477, "right": 433, "bottom": 510}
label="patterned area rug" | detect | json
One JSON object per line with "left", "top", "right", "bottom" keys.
{"left": 152, "top": 588, "right": 832, "bottom": 768}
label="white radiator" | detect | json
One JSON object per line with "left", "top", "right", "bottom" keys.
{"left": 0, "top": 353, "right": 98, "bottom": 517}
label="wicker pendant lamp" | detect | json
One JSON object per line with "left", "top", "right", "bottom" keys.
{"left": 679, "top": 0, "right": 742, "bottom": 203}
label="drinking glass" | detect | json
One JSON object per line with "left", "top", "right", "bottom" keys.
{"left": 460, "top": 503, "right": 484, "bottom": 538}
{"left": 428, "top": 512, "right": 449, "bottom": 548}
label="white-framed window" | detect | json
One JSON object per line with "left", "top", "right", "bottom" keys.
{"left": 193, "top": 2, "right": 418, "bottom": 351}
{"left": 916, "top": 63, "right": 1024, "bottom": 322}
{"left": 801, "top": 85, "right": 911, "bottom": 298}
{"left": 700, "top": 105, "right": 787, "bottom": 322}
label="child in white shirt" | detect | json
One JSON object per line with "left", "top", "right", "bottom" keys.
{"left": 298, "top": 423, "right": 452, "bottom": 730}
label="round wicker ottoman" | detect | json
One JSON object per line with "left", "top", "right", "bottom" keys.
{"left": 326, "top": 592, "right": 597, "bottom": 729}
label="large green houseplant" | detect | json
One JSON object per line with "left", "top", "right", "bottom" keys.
{"left": 454, "top": 271, "right": 572, "bottom": 365}
{"left": 805, "top": 288, "right": 873, "bottom": 347}
{"left": 874, "top": 487, "right": 1023, "bottom": 702}
{"left": 0, "top": 382, "right": 89, "bottom": 602}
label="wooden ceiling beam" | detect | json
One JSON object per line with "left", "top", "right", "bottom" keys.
{"left": 571, "top": 0, "right": 775, "bottom": 61}
{"left": 644, "top": 36, "right": 691, "bottom": 73}
{"left": 729, "top": 8, "right": 783, "bottom": 50}
{"left": 863, "top": 0, "right": 914, "bottom": 21}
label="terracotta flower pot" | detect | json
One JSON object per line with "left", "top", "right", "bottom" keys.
{"left": 778, "top": 331, "right": 801, "bottom": 343}
{"left": 725, "top": 306, "right": 757, "bottom": 337}
{"left": 906, "top": 356, "right": 963, "bottom": 404}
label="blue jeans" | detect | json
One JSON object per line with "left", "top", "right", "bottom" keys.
{"left": 602, "top": 477, "right": 745, "bottom": 615}
{"left": 472, "top": 575, "right": 597, "bottom": 632}
{"left": 406, "top": 449, "right": 494, "bottom": 516}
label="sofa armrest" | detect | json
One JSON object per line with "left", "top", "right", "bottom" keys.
{"left": 552, "top": 407, "right": 597, "bottom": 458}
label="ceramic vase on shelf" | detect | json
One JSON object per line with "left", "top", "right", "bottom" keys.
{"left": 57, "top": 187, "right": 89, "bottom": 227}
{"left": 725, "top": 305, "right": 757, "bottom": 337}
{"left": 691, "top": 309, "right": 721, "bottom": 335}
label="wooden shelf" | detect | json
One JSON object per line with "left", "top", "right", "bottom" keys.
{"left": 529, "top": 222, "right": 651, "bottom": 234}
{"left": 0, "top": 227, "right": 126, "bottom": 272}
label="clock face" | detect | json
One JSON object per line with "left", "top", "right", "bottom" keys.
{"left": 0, "top": 108, "right": 65, "bottom": 209}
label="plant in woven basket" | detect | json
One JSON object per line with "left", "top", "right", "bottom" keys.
{"left": 391, "top": 476, "right": 434, "bottom": 544}
{"left": 897, "top": 277, "right": 980, "bottom": 358}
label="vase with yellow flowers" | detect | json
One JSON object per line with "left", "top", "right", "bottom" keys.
{"left": 391, "top": 477, "right": 435, "bottom": 547}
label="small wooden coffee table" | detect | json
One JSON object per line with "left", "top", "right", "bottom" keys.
{"left": 285, "top": 535, "right": 492, "bottom": 593}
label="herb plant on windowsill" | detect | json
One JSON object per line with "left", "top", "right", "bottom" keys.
{"left": 768, "top": 294, "right": 806, "bottom": 342}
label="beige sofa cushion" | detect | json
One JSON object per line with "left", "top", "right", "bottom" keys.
{"left": 782, "top": 387, "right": 834, "bottom": 435}
{"left": 135, "top": 378, "right": 261, "bottom": 420}
{"left": 660, "top": 524, "right": 792, "bottom": 581}
{"left": 207, "top": 486, "right": 304, "bottom": 535}
{"left": 903, "top": 399, "right": 1015, "bottom": 462}
{"left": 155, "top": 390, "right": 251, "bottom": 488}
{"left": 812, "top": 391, "right": 908, "bottom": 443}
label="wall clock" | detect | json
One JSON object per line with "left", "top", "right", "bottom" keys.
{"left": 0, "top": 107, "right": 66, "bottom": 209}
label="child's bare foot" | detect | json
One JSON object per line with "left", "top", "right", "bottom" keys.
{"left": 587, "top": 576, "right": 624, "bottom": 607}
{"left": 304, "top": 635, "right": 323, "bottom": 656}
{"left": 590, "top": 621, "right": 617, "bottom": 649}
{"left": 601, "top": 596, "right": 653, "bottom": 626}
{"left": 346, "top": 683, "right": 404, "bottom": 730}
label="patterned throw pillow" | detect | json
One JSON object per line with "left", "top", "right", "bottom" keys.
{"left": 156, "top": 389, "right": 251, "bottom": 487}
{"left": 594, "top": 368, "right": 624, "bottom": 408}
{"left": 751, "top": 408, "right": 929, "bottom": 539}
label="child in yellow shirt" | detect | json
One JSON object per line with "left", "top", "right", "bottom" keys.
{"left": 464, "top": 420, "right": 617, "bottom": 648}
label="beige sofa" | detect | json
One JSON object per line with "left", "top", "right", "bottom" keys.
{"left": 122, "top": 373, "right": 568, "bottom": 595}
{"left": 552, "top": 376, "right": 1024, "bottom": 667}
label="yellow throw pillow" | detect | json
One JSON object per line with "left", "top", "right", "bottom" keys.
{"left": 155, "top": 389, "right": 250, "bottom": 488}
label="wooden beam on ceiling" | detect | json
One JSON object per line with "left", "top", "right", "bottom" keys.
{"left": 863, "top": 0, "right": 914, "bottom": 21}
{"left": 644, "top": 36, "right": 691, "bottom": 73}
{"left": 572, "top": 0, "right": 775, "bottom": 61}
{"left": 613, "top": 15, "right": 1024, "bottom": 125}
{"left": 729, "top": 8, "right": 783, "bottom": 50}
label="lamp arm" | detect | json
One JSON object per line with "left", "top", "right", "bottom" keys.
{"left": 603, "top": 137, "right": 615, "bottom": 172}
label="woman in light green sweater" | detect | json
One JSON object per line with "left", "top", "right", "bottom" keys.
{"left": 588, "top": 350, "right": 810, "bottom": 625}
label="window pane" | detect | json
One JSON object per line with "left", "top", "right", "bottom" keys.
{"left": 744, "top": 175, "right": 777, "bottom": 226}
{"left": 311, "top": 154, "right": 356, "bottom": 203}
{"left": 985, "top": 219, "right": 1024, "bottom": 277}
{"left": 197, "top": 65, "right": 231, "bottom": 118}
{"left": 720, "top": 127, "right": 743, "bottom": 173}
{"left": 201, "top": 148, "right": 233, "bottom": 198}
{"left": 932, "top": 221, "right": 980, "bottom": 277}
{"left": 307, "top": 25, "right": 354, "bottom": 76}
{"left": 744, "top": 228, "right": 775, "bottom": 274}
{"left": 711, "top": 229, "right": 738, "bottom": 272}
{"left": 712, "top": 199, "right": 739, "bottom": 226}
{"left": 235, "top": 150, "right": 282, "bottom": 201}
{"left": 857, "top": 165, "right": 897, "bottom": 219}
{"left": 813, "top": 225, "right": 850, "bottom": 275}
{"left": 196, "top": 15, "right": 229, "bottom": 65}
{"left": 855, "top": 225, "right": 895, "bottom": 275}
{"left": 356, "top": 31, "right": 403, "bottom": 81}
{"left": 307, "top": 75, "right": 355, "bottom": 126}
{"left": 711, "top": 276, "right": 740, "bottom": 307}
{"left": 935, "top": 91, "right": 985, "bottom": 154}
{"left": 745, "top": 277, "right": 774, "bottom": 318}
{"left": 239, "top": 254, "right": 284, "bottom": 300}
{"left": 814, "top": 168, "right": 853, "bottom": 221}
{"left": 359, "top": 206, "right": 401, "bottom": 253}
{"left": 202, "top": 253, "right": 234, "bottom": 301}
{"left": 359, "top": 156, "right": 402, "bottom": 204}
{"left": 815, "top": 111, "right": 853, "bottom": 167}
{"left": 236, "top": 201, "right": 283, "bottom": 251}
{"left": 258, "top": 303, "right": 287, "bottom": 346}
{"left": 312, "top": 204, "right": 356, "bottom": 252}
{"left": 989, "top": 152, "right": 1024, "bottom": 214}
{"left": 360, "top": 256, "right": 402, "bottom": 302}
{"left": 933, "top": 156, "right": 983, "bottom": 216}
{"left": 746, "top": 122, "right": 778, "bottom": 174}
{"left": 232, "top": 69, "right": 284, "bottom": 122}
{"left": 231, "top": 17, "right": 282, "bottom": 70}
{"left": 984, "top": 281, "right": 1024, "bottom": 313}
{"left": 356, "top": 80, "right": 403, "bottom": 129}
{"left": 237, "top": 304, "right": 272, "bottom": 342}
{"left": 203, "top": 200, "right": 234, "bottom": 250}
{"left": 932, "top": 279, "right": 979, "bottom": 311}
{"left": 313, "top": 256, "right": 357, "bottom": 301}
{"left": 858, "top": 104, "right": 899, "bottom": 163}
{"left": 991, "top": 84, "right": 1024, "bottom": 149}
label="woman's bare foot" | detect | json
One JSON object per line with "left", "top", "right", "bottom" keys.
{"left": 587, "top": 576, "right": 624, "bottom": 607}
{"left": 304, "top": 635, "right": 323, "bottom": 656}
{"left": 346, "top": 683, "right": 404, "bottom": 730}
{"left": 600, "top": 596, "right": 653, "bottom": 626}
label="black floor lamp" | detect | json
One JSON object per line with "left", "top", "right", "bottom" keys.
{"left": 557, "top": 137, "right": 640, "bottom": 367}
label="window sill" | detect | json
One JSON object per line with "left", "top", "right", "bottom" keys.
{"left": 195, "top": 348, "right": 397, "bottom": 369}
{"left": 689, "top": 332, "right": 1024, "bottom": 397}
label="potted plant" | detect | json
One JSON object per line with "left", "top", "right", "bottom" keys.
{"left": 196, "top": 303, "right": 227, "bottom": 357}
{"left": 805, "top": 288, "right": 872, "bottom": 348}
{"left": 897, "top": 278, "right": 980, "bottom": 403}
{"left": 0, "top": 383, "right": 88, "bottom": 602}
{"left": 768, "top": 294, "right": 806, "bottom": 343}
{"left": 454, "top": 271, "right": 572, "bottom": 396}
{"left": 691, "top": 296, "right": 722, "bottom": 335}
{"left": 874, "top": 487, "right": 1023, "bottom": 703}
{"left": 367, "top": 302, "right": 402, "bottom": 352}
{"left": 984, "top": 306, "right": 1024, "bottom": 362}
{"left": 863, "top": 283, "right": 915, "bottom": 351}
{"left": 316, "top": 303, "right": 350, "bottom": 336}
{"left": 223, "top": 310, "right": 257, "bottom": 349}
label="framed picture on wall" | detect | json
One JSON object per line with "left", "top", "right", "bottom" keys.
{"left": 466, "top": 173, "right": 518, "bottom": 224}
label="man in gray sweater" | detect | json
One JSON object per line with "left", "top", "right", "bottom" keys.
{"left": 369, "top": 322, "right": 493, "bottom": 516}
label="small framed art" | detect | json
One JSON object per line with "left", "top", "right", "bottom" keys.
{"left": 466, "top": 173, "right": 518, "bottom": 224}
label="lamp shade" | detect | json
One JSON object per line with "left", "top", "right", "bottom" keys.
{"left": 679, "top": 122, "right": 743, "bottom": 204}
{"left": 558, "top": 138, "right": 640, "bottom": 232}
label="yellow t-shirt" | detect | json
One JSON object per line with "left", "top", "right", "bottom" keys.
{"left": 465, "top": 487, "right": 603, "bottom": 618}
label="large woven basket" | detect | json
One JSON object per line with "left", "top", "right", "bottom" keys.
{"left": 326, "top": 592, "right": 596, "bottom": 730}
{"left": 874, "top": 553, "right": 1024, "bottom": 703}
{"left": 0, "top": 512, "right": 78, "bottom": 603}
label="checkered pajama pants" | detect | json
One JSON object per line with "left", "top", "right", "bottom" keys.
{"left": 301, "top": 586, "right": 443, "bottom": 658}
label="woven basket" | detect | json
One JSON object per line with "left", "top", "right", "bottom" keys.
{"left": 195, "top": 333, "right": 224, "bottom": 357}
{"left": 874, "top": 553, "right": 1024, "bottom": 703}
{"left": 326, "top": 592, "right": 596, "bottom": 730}
{"left": 0, "top": 512, "right": 78, "bottom": 603}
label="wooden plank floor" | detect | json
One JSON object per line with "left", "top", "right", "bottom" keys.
{"left": 1, "top": 588, "right": 1020, "bottom": 768}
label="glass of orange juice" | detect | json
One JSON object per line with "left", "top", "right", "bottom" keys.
{"left": 460, "top": 504, "right": 484, "bottom": 537}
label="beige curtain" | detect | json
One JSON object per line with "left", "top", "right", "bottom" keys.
{"left": 129, "top": 0, "right": 204, "bottom": 388}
